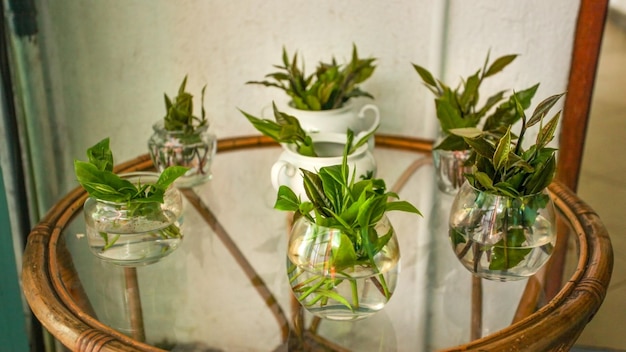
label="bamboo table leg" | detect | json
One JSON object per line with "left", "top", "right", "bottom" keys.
{"left": 124, "top": 267, "right": 146, "bottom": 342}
{"left": 471, "top": 276, "right": 483, "bottom": 341}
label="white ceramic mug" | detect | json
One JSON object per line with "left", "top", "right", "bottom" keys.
{"left": 262, "top": 100, "right": 378, "bottom": 135}
{"left": 270, "top": 132, "right": 377, "bottom": 200}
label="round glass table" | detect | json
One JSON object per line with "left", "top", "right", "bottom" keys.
{"left": 22, "top": 135, "right": 613, "bottom": 351}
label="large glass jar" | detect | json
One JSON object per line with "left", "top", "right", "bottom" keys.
{"left": 448, "top": 181, "right": 556, "bottom": 281}
{"left": 287, "top": 215, "right": 400, "bottom": 321}
{"left": 148, "top": 122, "right": 217, "bottom": 188}
{"left": 83, "top": 172, "right": 184, "bottom": 266}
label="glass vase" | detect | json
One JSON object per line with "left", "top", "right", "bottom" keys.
{"left": 448, "top": 182, "right": 556, "bottom": 281}
{"left": 433, "top": 148, "right": 472, "bottom": 195}
{"left": 287, "top": 215, "right": 400, "bottom": 321}
{"left": 148, "top": 121, "right": 217, "bottom": 188}
{"left": 83, "top": 172, "right": 184, "bottom": 266}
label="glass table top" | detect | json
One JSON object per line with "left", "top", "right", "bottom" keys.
{"left": 24, "top": 135, "right": 611, "bottom": 352}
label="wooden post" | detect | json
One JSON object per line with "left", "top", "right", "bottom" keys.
{"left": 124, "top": 267, "right": 145, "bottom": 342}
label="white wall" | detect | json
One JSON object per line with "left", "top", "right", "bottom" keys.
{"left": 22, "top": 0, "right": 579, "bottom": 202}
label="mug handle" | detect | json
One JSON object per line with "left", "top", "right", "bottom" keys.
{"left": 357, "top": 104, "right": 380, "bottom": 136}
{"left": 356, "top": 104, "right": 380, "bottom": 146}
{"left": 270, "top": 160, "right": 296, "bottom": 191}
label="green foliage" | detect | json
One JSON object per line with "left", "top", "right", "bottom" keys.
{"left": 75, "top": 138, "right": 188, "bottom": 250}
{"left": 276, "top": 130, "right": 419, "bottom": 313}
{"left": 412, "top": 52, "right": 539, "bottom": 151}
{"left": 74, "top": 138, "right": 188, "bottom": 204}
{"left": 451, "top": 92, "right": 565, "bottom": 197}
{"left": 239, "top": 103, "right": 377, "bottom": 157}
{"left": 274, "top": 141, "right": 421, "bottom": 268}
{"left": 247, "top": 44, "right": 376, "bottom": 110}
{"left": 163, "top": 76, "right": 208, "bottom": 134}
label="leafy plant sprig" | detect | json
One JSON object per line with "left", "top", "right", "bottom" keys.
{"left": 74, "top": 138, "right": 188, "bottom": 249}
{"left": 450, "top": 92, "right": 566, "bottom": 197}
{"left": 75, "top": 138, "right": 188, "bottom": 203}
{"left": 412, "top": 53, "right": 539, "bottom": 151}
{"left": 448, "top": 93, "right": 563, "bottom": 273}
{"left": 247, "top": 44, "right": 376, "bottom": 111}
{"left": 239, "top": 102, "right": 377, "bottom": 157}
{"left": 163, "top": 76, "right": 207, "bottom": 134}
{"left": 275, "top": 140, "right": 421, "bottom": 310}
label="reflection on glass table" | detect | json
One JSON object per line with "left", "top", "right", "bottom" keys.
{"left": 22, "top": 135, "right": 613, "bottom": 351}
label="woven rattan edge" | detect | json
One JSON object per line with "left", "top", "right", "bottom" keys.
{"left": 438, "top": 181, "right": 613, "bottom": 351}
{"left": 22, "top": 135, "right": 612, "bottom": 351}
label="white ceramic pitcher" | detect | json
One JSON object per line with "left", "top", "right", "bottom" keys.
{"left": 270, "top": 132, "right": 377, "bottom": 200}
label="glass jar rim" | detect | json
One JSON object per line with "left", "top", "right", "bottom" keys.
{"left": 462, "top": 180, "right": 551, "bottom": 200}
{"left": 295, "top": 213, "right": 389, "bottom": 230}
{"left": 152, "top": 120, "right": 209, "bottom": 134}
{"left": 86, "top": 171, "right": 172, "bottom": 206}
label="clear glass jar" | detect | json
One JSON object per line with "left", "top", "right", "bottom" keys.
{"left": 448, "top": 182, "right": 556, "bottom": 281}
{"left": 83, "top": 172, "right": 184, "bottom": 266}
{"left": 148, "top": 121, "right": 217, "bottom": 188}
{"left": 287, "top": 215, "right": 400, "bottom": 321}
{"left": 433, "top": 148, "right": 472, "bottom": 195}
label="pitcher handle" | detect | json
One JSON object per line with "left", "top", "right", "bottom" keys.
{"left": 270, "top": 160, "right": 296, "bottom": 191}
{"left": 356, "top": 104, "right": 380, "bottom": 145}
{"left": 358, "top": 104, "right": 380, "bottom": 129}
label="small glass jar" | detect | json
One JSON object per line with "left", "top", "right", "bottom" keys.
{"left": 448, "top": 182, "right": 556, "bottom": 281}
{"left": 83, "top": 172, "right": 184, "bottom": 266}
{"left": 433, "top": 148, "right": 472, "bottom": 195}
{"left": 287, "top": 215, "right": 400, "bottom": 321}
{"left": 148, "top": 122, "right": 217, "bottom": 188}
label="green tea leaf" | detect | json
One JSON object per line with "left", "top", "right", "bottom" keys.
{"left": 525, "top": 155, "right": 556, "bottom": 194}
{"left": 319, "top": 166, "right": 345, "bottom": 212}
{"left": 332, "top": 233, "right": 358, "bottom": 270}
{"left": 75, "top": 138, "right": 188, "bottom": 205}
{"left": 474, "top": 171, "right": 494, "bottom": 190}
{"left": 476, "top": 90, "right": 506, "bottom": 118}
{"left": 350, "top": 125, "right": 378, "bottom": 154}
{"left": 483, "top": 84, "right": 539, "bottom": 131}
{"left": 435, "top": 98, "right": 466, "bottom": 131}
{"left": 86, "top": 138, "right": 114, "bottom": 172}
{"left": 274, "top": 186, "right": 300, "bottom": 211}
{"left": 535, "top": 112, "right": 561, "bottom": 149}
{"left": 489, "top": 227, "right": 532, "bottom": 271}
{"left": 248, "top": 45, "right": 375, "bottom": 110}
{"left": 434, "top": 134, "right": 469, "bottom": 151}
{"left": 493, "top": 182, "right": 520, "bottom": 198}
{"left": 448, "top": 127, "right": 482, "bottom": 139}
{"left": 301, "top": 169, "right": 333, "bottom": 216}
{"left": 493, "top": 127, "right": 511, "bottom": 171}
{"left": 385, "top": 200, "right": 422, "bottom": 215}
{"left": 527, "top": 92, "right": 565, "bottom": 127}
{"left": 240, "top": 104, "right": 318, "bottom": 157}
{"left": 156, "top": 166, "right": 189, "bottom": 190}
{"left": 462, "top": 136, "right": 495, "bottom": 159}
{"left": 411, "top": 63, "right": 439, "bottom": 89}
{"left": 459, "top": 70, "right": 481, "bottom": 112}
{"left": 81, "top": 182, "right": 130, "bottom": 202}
{"left": 483, "top": 54, "right": 517, "bottom": 77}
{"left": 163, "top": 76, "right": 207, "bottom": 133}
{"left": 303, "top": 288, "right": 354, "bottom": 312}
